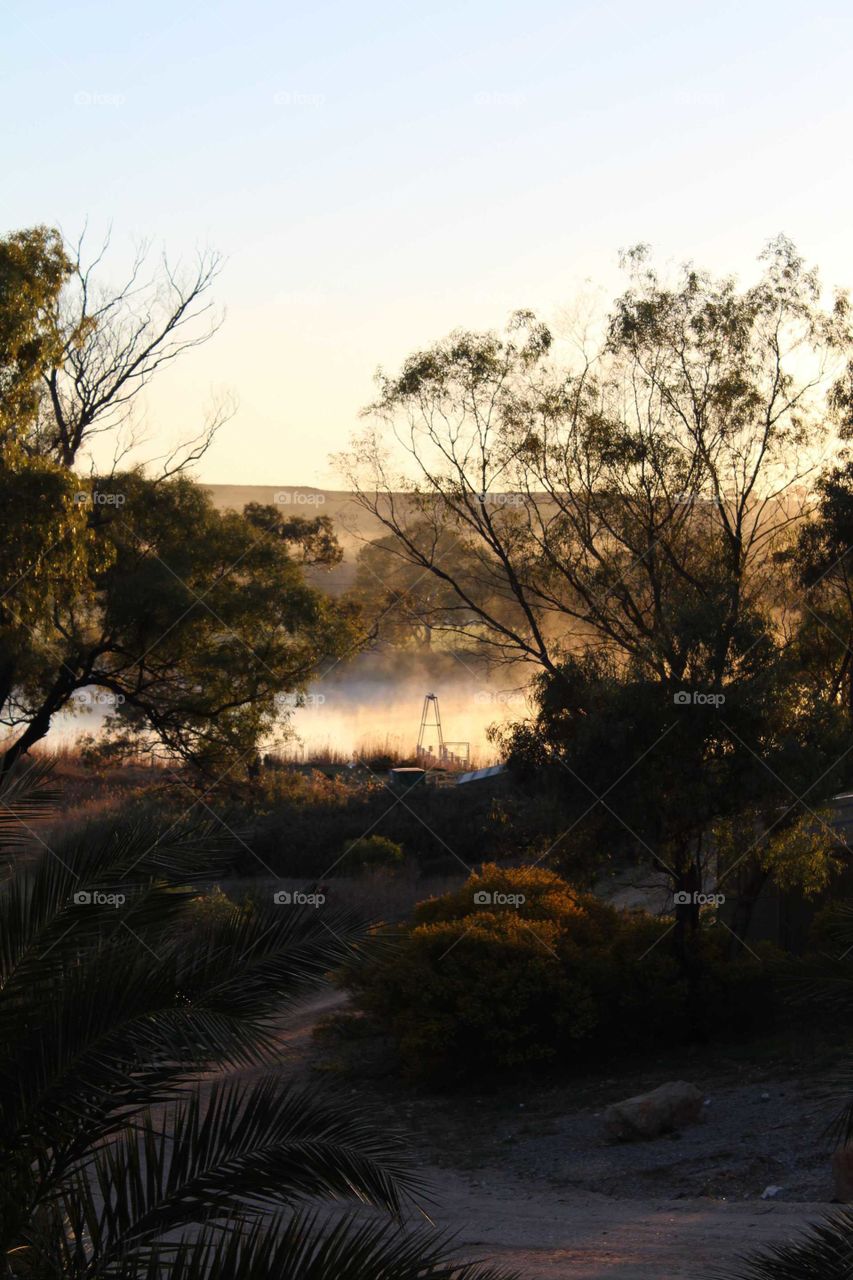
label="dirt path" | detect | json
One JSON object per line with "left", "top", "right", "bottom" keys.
{"left": 272, "top": 991, "right": 834, "bottom": 1278}
{"left": 423, "top": 1169, "right": 822, "bottom": 1278}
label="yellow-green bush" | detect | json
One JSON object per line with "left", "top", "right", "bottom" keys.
{"left": 344, "top": 864, "right": 780, "bottom": 1084}
{"left": 339, "top": 834, "right": 405, "bottom": 874}
{"left": 414, "top": 863, "right": 611, "bottom": 930}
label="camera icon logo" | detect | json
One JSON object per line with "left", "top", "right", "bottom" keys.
{"left": 673, "top": 891, "right": 691, "bottom": 905}
{"left": 273, "top": 890, "right": 292, "bottom": 905}
{"left": 473, "top": 890, "right": 492, "bottom": 905}
{"left": 673, "top": 691, "right": 691, "bottom": 706}
{"left": 73, "top": 890, "right": 92, "bottom": 905}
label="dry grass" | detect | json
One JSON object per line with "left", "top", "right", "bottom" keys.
{"left": 21, "top": 743, "right": 173, "bottom": 840}
{"left": 265, "top": 738, "right": 416, "bottom": 768}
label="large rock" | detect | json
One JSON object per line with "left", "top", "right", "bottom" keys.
{"left": 603, "top": 1080, "right": 704, "bottom": 1142}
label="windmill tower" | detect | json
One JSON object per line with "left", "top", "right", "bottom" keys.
{"left": 416, "top": 693, "right": 469, "bottom": 769}
{"left": 416, "top": 693, "right": 444, "bottom": 763}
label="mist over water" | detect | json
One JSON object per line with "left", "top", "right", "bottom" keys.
{"left": 46, "top": 650, "right": 534, "bottom": 765}
{"left": 36, "top": 486, "right": 534, "bottom": 764}
{"left": 286, "top": 651, "right": 532, "bottom": 764}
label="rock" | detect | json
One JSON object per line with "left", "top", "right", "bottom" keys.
{"left": 761, "top": 1185, "right": 782, "bottom": 1199}
{"left": 603, "top": 1080, "right": 704, "bottom": 1142}
{"left": 832, "top": 1144, "right": 853, "bottom": 1201}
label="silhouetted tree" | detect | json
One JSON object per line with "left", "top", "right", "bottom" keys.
{"left": 0, "top": 227, "right": 361, "bottom": 776}
{"left": 341, "top": 239, "right": 853, "bottom": 961}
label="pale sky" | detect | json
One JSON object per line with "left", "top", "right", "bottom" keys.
{"left": 5, "top": 0, "right": 853, "bottom": 485}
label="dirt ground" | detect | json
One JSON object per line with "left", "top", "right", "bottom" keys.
{"left": 273, "top": 991, "right": 850, "bottom": 1279}
{"left": 414, "top": 1174, "right": 823, "bottom": 1279}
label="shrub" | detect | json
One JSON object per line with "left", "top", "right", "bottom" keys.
{"left": 340, "top": 835, "right": 405, "bottom": 874}
{"left": 239, "top": 773, "right": 596, "bottom": 880}
{"left": 343, "top": 864, "right": 781, "bottom": 1085}
{"left": 806, "top": 899, "right": 853, "bottom": 953}
{"left": 184, "top": 884, "right": 239, "bottom": 929}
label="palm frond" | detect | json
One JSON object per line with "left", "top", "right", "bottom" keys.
{"left": 163, "top": 1213, "right": 518, "bottom": 1280}
{"left": 23, "top": 1209, "right": 517, "bottom": 1280}
{"left": 0, "top": 818, "right": 232, "bottom": 992}
{"left": 0, "top": 806, "right": 511, "bottom": 1280}
{"left": 58, "top": 1077, "right": 424, "bottom": 1255}
{"left": 0, "top": 759, "right": 59, "bottom": 845}
{"left": 0, "top": 898, "right": 376, "bottom": 1174}
{"left": 716, "top": 1209, "right": 853, "bottom": 1279}
{"left": 174, "top": 897, "right": 374, "bottom": 1021}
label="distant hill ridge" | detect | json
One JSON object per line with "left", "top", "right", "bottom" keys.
{"left": 204, "top": 484, "right": 393, "bottom": 543}
{"left": 205, "top": 484, "right": 803, "bottom": 595}
{"left": 205, "top": 484, "right": 387, "bottom": 592}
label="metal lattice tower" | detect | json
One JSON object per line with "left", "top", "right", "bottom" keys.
{"left": 416, "top": 693, "right": 470, "bottom": 769}
{"left": 416, "top": 693, "right": 444, "bottom": 761}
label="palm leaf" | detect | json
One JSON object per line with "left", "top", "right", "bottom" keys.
{"left": 0, "top": 818, "right": 232, "bottom": 993}
{"left": 23, "top": 1209, "right": 517, "bottom": 1280}
{"left": 56, "top": 1077, "right": 424, "bottom": 1256}
{"left": 0, "top": 759, "right": 59, "bottom": 847}
{"left": 716, "top": 1209, "right": 853, "bottom": 1279}
{"left": 1, "top": 897, "right": 377, "bottom": 1171}
{"left": 0, "top": 805, "right": 510, "bottom": 1280}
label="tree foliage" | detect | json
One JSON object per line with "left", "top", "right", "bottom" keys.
{"left": 0, "top": 226, "right": 361, "bottom": 775}
{"left": 0, "top": 226, "right": 73, "bottom": 448}
{"left": 341, "top": 239, "right": 853, "bottom": 946}
{"left": 343, "top": 239, "right": 848, "bottom": 675}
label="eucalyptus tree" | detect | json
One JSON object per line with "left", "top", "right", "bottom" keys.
{"left": 795, "top": 457, "right": 853, "bottom": 724}
{"left": 342, "top": 239, "right": 849, "bottom": 678}
{"left": 0, "top": 227, "right": 361, "bottom": 776}
{"left": 340, "top": 240, "right": 853, "bottom": 944}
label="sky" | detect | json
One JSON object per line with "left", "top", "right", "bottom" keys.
{"left": 4, "top": 0, "right": 853, "bottom": 485}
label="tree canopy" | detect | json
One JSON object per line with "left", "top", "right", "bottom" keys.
{"left": 0, "top": 226, "right": 360, "bottom": 776}
{"left": 341, "top": 239, "right": 853, "bottom": 944}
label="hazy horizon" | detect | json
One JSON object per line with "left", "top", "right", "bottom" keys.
{"left": 5, "top": 0, "right": 853, "bottom": 486}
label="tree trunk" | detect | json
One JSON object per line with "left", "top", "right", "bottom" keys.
{"left": 726, "top": 864, "right": 769, "bottom": 958}
{"left": 672, "top": 853, "right": 705, "bottom": 1041}
{"left": 1, "top": 675, "right": 79, "bottom": 775}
